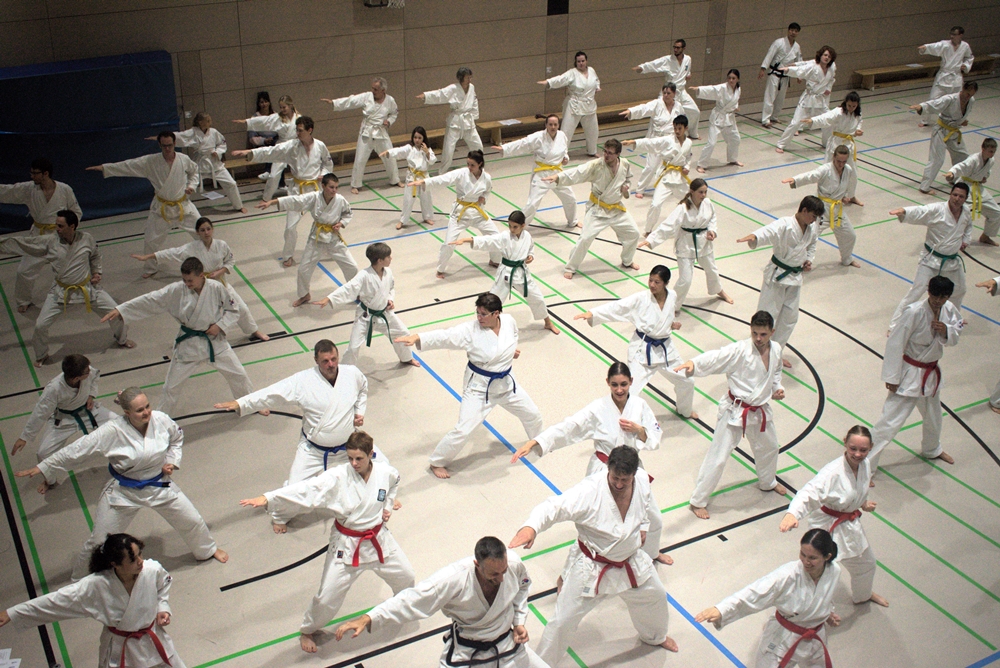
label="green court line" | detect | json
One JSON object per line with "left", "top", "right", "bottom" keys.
{"left": 527, "top": 604, "right": 588, "bottom": 668}
{"left": 0, "top": 281, "right": 41, "bottom": 388}
{"left": 231, "top": 264, "right": 308, "bottom": 353}
{"left": 898, "top": 397, "right": 989, "bottom": 432}
{"left": 67, "top": 471, "right": 94, "bottom": 531}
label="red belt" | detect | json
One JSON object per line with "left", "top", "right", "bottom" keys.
{"left": 729, "top": 391, "right": 766, "bottom": 436}
{"left": 821, "top": 505, "right": 861, "bottom": 533}
{"left": 903, "top": 355, "right": 941, "bottom": 396}
{"left": 774, "top": 611, "right": 833, "bottom": 668}
{"left": 577, "top": 540, "right": 637, "bottom": 595}
{"left": 335, "top": 520, "right": 384, "bottom": 567}
{"left": 108, "top": 620, "right": 172, "bottom": 668}
{"left": 595, "top": 450, "right": 654, "bottom": 482}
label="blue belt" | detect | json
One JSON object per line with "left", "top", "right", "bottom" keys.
{"left": 303, "top": 431, "right": 350, "bottom": 470}
{"left": 56, "top": 405, "right": 98, "bottom": 434}
{"left": 636, "top": 330, "right": 669, "bottom": 366}
{"left": 108, "top": 464, "right": 169, "bottom": 488}
{"left": 467, "top": 362, "right": 515, "bottom": 403}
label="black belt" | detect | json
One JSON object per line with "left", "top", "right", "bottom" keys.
{"left": 768, "top": 63, "right": 790, "bottom": 90}
{"left": 444, "top": 625, "right": 520, "bottom": 667}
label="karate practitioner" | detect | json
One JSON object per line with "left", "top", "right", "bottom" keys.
{"left": 0, "top": 158, "right": 82, "bottom": 311}
{"left": 102, "top": 257, "right": 254, "bottom": 416}
{"left": 675, "top": 311, "right": 788, "bottom": 520}
{"left": 511, "top": 363, "right": 673, "bottom": 566}
{"left": 312, "top": 242, "right": 420, "bottom": 366}
{"left": 801, "top": 91, "right": 864, "bottom": 204}
{"left": 15, "top": 387, "right": 227, "bottom": 581}
{"left": 639, "top": 178, "right": 732, "bottom": 306}
{"left": 695, "top": 529, "right": 842, "bottom": 668}
{"left": 216, "top": 339, "right": 371, "bottom": 527}
{"left": 780, "top": 425, "right": 889, "bottom": 607}
{"left": 131, "top": 217, "right": 269, "bottom": 341}
{"left": 622, "top": 114, "right": 693, "bottom": 234}
{"left": 234, "top": 94, "right": 300, "bottom": 200}
{"left": 690, "top": 69, "right": 743, "bottom": 172}
{"left": 240, "top": 431, "right": 415, "bottom": 654}
{"left": 257, "top": 172, "right": 360, "bottom": 306}
{"left": 870, "top": 276, "right": 961, "bottom": 474}
{"left": 911, "top": 81, "right": 977, "bottom": 193}
{"left": 87, "top": 131, "right": 200, "bottom": 278}
{"left": 492, "top": 114, "right": 577, "bottom": 227}
{"left": 167, "top": 112, "right": 246, "bottom": 212}
{"left": 946, "top": 137, "right": 998, "bottom": 245}
{"left": 419, "top": 67, "right": 483, "bottom": 174}
{"left": 10, "top": 354, "right": 113, "bottom": 494}
{"left": 775, "top": 47, "right": 837, "bottom": 154}
{"left": 323, "top": 77, "right": 400, "bottom": 193}
{"left": 232, "top": 116, "right": 334, "bottom": 267}
{"left": 621, "top": 83, "right": 682, "bottom": 197}
{"left": 542, "top": 138, "right": 641, "bottom": 279}
{"left": 395, "top": 293, "right": 543, "bottom": 479}
{"left": 541, "top": 51, "right": 601, "bottom": 156}
{"left": 450, "top": 211, "right": 560, "bottom": 334}
{"left": 781, "top": 145, "right": 861, "bottom": 267}
{"left": 335, "top": 536, "right": 549, "bottom": 668}
{"left": 0, "top": 210, "right": 132, "bottom": 366}
{"left": 975, "top": 275, "right": 1000, "bottom": 414}
{"left": 0, "top": 534, "right": 185, "bottom": 668}
{"left": 918, "top": 26, "right": 974, "bottom": 127}
{"left": 410, "top": 150, "right": 501, "bottom": 278}
{"left": 759, "top": 23, "right": 802, "bottom": 128}
{"left": 634, "top": 38, "right": 701, "bottom": 139}
{"left": 886, "top": 183, "right": 972, "bottom": 332}
{"left": 381, "top": 126, "right": 437, "bottom": 229}
{"left": 509, "top": 446, "right": 678, "bottom": 663}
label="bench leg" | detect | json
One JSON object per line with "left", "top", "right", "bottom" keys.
{"left": 863, "top": 75, "right": 874, "bottom": 91}
{"left": 491, "top": 128, "right": 502, "bottom": 146}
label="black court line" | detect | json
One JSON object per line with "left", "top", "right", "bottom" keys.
{"left": 963, "top": 248, "right": 1000, "bottom": 276}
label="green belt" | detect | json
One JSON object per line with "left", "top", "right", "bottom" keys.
{"left": 501, "top": 257, "right": 528, "bottom": 298}
{"left": 681, "top": 226, "right": 707, "bottom": 263}
{"left": 360, "top": 303, "right": 391, "bottom": 347}
{"left": 175, "top": 325, "right": 215, "bottom": 363}
{"left": 924, "top": 243, "right": 964, "bottom": 275}
{"left": 56, "top": 405, "right": 98, "bottom": 434}
{"left": 770, "top": 255, "right": 802, "bottom": 282}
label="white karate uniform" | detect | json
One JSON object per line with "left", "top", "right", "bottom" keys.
{"left": 987, "top": 277, "right": 1000, "bottom": 409}
{"left": 387, "top": 143, "right": 437, "bottom": 226}
{"left": 630, "top": 135, "right": 693, "bottom": 234}
{"left": 713, "top": 560, "right": 841, "bottom": 668}
{"left": 776, "top": 61, "right": 836, "bottom": 151}
{"left": 547, "top": 67, "right": 601, "bottom": 155}
{"left": 648, "top": 198, "right": 722, "bottom": 306}
{"left": 153, "top": 238, "right": 259, "bottom": 336}
{"left": 173, "top": 126, "right": 243, "bottom": 210}
{"left": 688, "top": 338, "right": 783, "bottom": 508}
{"left": 629, "top": 97, "right": 682, "bottom": 193}
{"left": 760, "top": 37, "right": 802, "bottom": 125}
{"left": 787, "top": 455, "right": 877, "bottom": 603}
{"left": 752, "top": 216, "right": 819, "bottom": 347}
{"left": 806, "top": 106, "right": 863, "bottom": 198}
{"left": 7, "top": 559, "right": 184, "bottom": 668}
{"left": 0, "top": 230, "right": 128, "bottom": 361}
{"left": 791, "top": 162, "right": 856, "bottom": 265}
{"left": 102, "top": 154, "right": 200, "bottom": 275}
{"left": 423, "top": 82, "right": 483, "bottom": 173}
{"left": 116, "top": 280, "right": 253, "bottom": 416}
{"left": 250, "top": 138, "right": 334, "bottom": 261}
{"left": 244, "top": 112, "right": 300, "bottom": 200}
{"left": 236, "top": 364, "right": 372, "bottom": 488}
{"left": 696, "top": 82, "right": 742, "bottom": 167}
{"left": 423, "top": 167, "right": 501, "bottom": 274}
{"left": 922, "top": 39, "right": 974, "bottom": 125}
{"left": 472, "top": 229, "right": 549, "bottom": 321}
{"left": 918, "top": 92, "right": 975, "bottom": 191}
{"left": 324, "top": 266, "right": 413, "bottom": 365}
{"left": 417, "top": 314, "right": 543, "bottom": 468}
{"left": 37, "top": 411, "right": 218, "bottom": 581}
{"left": 870, "top": 299, "right": 962, "bottom": 471}
{"left": 329, "top": 91, "right": 401, "bottom": 189}
{"left": 264, "top": 460, "right": 415, "bottom": 634}
{"left": 950, "top": 152, "right": 999, "bottom": 236}
{"left": 0, "top": 180, "right": 82, "bottom": 308}
{"left": 555, "top": 158, "right": 640, "bottom": 274}
{"left": 368, "top": 550, "right": 549, "bottom": 668}
{"left": 637, "top": 53, "right": 701, "bottom": 138}
{"left": 525, "top": 470, "right": 670, "bottom": 666}
{"left": 500, "top": 130, "right": 577, "bottom": 226}
{"left": 888, "top": 201, "right": 972, "bottom": 330}
{"left": 277, "top": 190, "right": 360, "bottom": 298}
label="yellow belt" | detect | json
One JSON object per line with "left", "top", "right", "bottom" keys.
{"left": 819, "top": 195, "right": 843, "bottom": 229}
{"left": 155, "top": 194, "right": 187, "bottom": 221}
{"left": 293, "top": 178, "right": 320, "bottom": 193}
{"left": 410, "top": 169, "right": 427, "bottom": 197}
{"left": 533, "top": 161, "right": 563, "bottom": 173}
{"left": 653, "top": 163, "right": 691, "bottom": 189}
{"left": 56, "top": 277, "right": 91, "bottom": 312}
{"left": 962, "top": 177, "right": 983, "bottom": 220}
{"left": 937, "top": 117, "right": 962, "bottom": 145}
{"left": 832, "top": 132, "right": 857, "bottom": 160}
{"left": 314, "top": 223, "right": 346, "bottom": 244}
{"left": 456, "top": 199, "right": 489, "bottom": 224}
{"left": 32, "top": 220, "right": 57, "bottom": 233}
{"left": 588, "top": 192, "right": 627, "bottom": 213}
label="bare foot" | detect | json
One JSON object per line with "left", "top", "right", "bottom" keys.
{"left": 762, "top": 122, "right": 773, "bottom": 129}
{"left": 300, "top": 633, "right": 318, "bottom": 654}
{"left": 292, "top": 294, "right": 311, "bottom": 307}
{"left": 654, "top": 553, "right": 674, "bottom": 566}
{"left": 212, "top": 549, "right": 229, "bottom": 563}
{"left": 141, "top": 272, "right": 156, "bottom": 279}
{"left": 282, "top": 257, "right": 296, "bottom": 268}
{"left": 781, "top": 358, "right": 792, "bottom": 368}
{"left": 544, "top": 319, "right": 561, "bottom": 335}
{"left": 847, "top": 260, "right": 861, "bottom": 267}
{"left": 118, "top": 339, "right": 137, "bottom": 349}
{"left": 36, "top": 481, "right": 52, "bottom": 494}
{"left": 251, "top": 331, "right": 271, "bottom": 341}
{"left": 423, "top": 219, "right": 434, "bottom": 225}
{"left": 685, "top": 411, "right": 699, "bottom": 421}
{"left": 397, "top": 182, "right": 406, "bottom": 189}
{"left": 917, "top": 122, "right": 927, "bottom": 128}
{"left": 919, "top": 189, "right": 931, "bottom": 195}
{"left": 661, "top": 636, "right": 679, "bottom": 652}
{"left": 865, "top": 592, "right": 890, "bottom": 607}
{"left": 929, "top": 451, "right": 954, "bottom": 464}
{"left": 730, "top": 161, "right": 745, "bottom": 167}
{"left": 635, "top": 192, "right": 645, "bottom": 199}
{"left": 772, "top": 482, "right": 788, "bottom": 496}
{"left": 990, "top": 404, "right": 1000, "bottom": 415}
{"left": 16, "top": 304, "right": 28, "bottom": 314}
{"left": 488, "top": 261, "right": 500, "bottom": 268}
{"left": 775, "top": 148, "right": 785, "bottom": 154}
{"left": 794, "top": 131, "right": 800, "bottom": 136}
{"left": 848, "top": 197, "right": 864, "bottom": 207}
{"left": 33, "top": 355, "right": 49, "bottom": 368}
{"left": 436, "top": 271, "right": 446, "bottom": 279}
{"left": 272, "top": 522, "right": 287, "bottom": 534}
{"left": 696, "top": 166, "right": 706, "bottom": 174}
{"left": 980, "top": 233, "right": 999, "bottom": 247}
{"left": 351, "top": 187, "right": 360, "bottom": 194}
{"left": 403, "top": 358, "right": 421, "bottom": 367}
{"left": 690, "top": 505, "right": 710, "bottom": 520}
{"left": 396, "top": 221, "right": 405, "bottom": 230}
{"left": 431, "top": 465, "right": 451, "bottom": 479}
{"left": 716, "top": 290, "right": 734, "bottom": 304}
{"left": 622, "top": 262, "right": 640, "bottom": 270}
{"left": 573, "top": 221, "right": 582, "bottom": 229}
{"left": 556, "top": 575, "right": 564, "bottom": 594}
{"left": 239, "top": 207, "right": 248, "bottom": 214}
{"left": 563, "top": 271, "right": 575, "bottom": 279}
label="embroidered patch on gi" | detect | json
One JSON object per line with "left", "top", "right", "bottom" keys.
{"left": 521, "top": 577, "right": 530, "bottom": 585}
{"left": 337, "top": 550, "right": 344, "bottom": 559}
{"left": 377, "top": 489, "right": 387, "bottom": 502}
{"left": 164, "top": 575, "right": 172, "bottom": 584}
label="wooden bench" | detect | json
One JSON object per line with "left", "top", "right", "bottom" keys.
{"left": 326, "top": 127, "right": 447, "bottom": 166}
{"left": 478, "top": 102, "right": 646, "bottom": 145}
{"left": 855, "top": 55, "right": 996, "bottom": 91}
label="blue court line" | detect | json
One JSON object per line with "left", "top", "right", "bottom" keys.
{"left": 668, "top": 593, "right": 746, "bottom": 668}
{"left": 969, "top": 650, "right": 1000, "bottom": 668}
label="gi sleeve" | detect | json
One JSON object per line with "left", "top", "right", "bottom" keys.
{"left": 88, "top": 237, "right": 103, "bottom": 276}
{"left": 499, "top": 133, "right": 539, "bottom": 158}
{"left": 646, "top": 203, "right": 684, "bottom": 249}
{"left": 941, "top": 303, "right": 963, "bottom": 347}
{"left": 881, "top": 308, "right": 913, "bottom": 385}
{"left": 102, "top": 156, "right": 154, "bottom": 179}
{"left": 691, "top": 341, "right": 742, "bottom": 378}
{"left": 417, "top": 320, "right": 475, "bottom": 352}
{"left": 276, "top": 192, "right": 316, "bottom": 213}
{"left": 354, "top": 370, "right": 368, "bottom": 417}
{"left": 637, "top": 401, "right": 662, "bottom": 451}
{"left": 637, "top": 55, "right": 671, "bottom": 75}
{"left": 63, "top": 185, "right": 83, "bottom": 222}
{"left": 0, "top": 182, "right": 34, "bottom": 205}
{"left": 245, "top": 115, "right": 282, "bottom": 133}
{"left": 948, "top": 154, "right": 977, "bottom": 181}
{"left": 36, "top": 422, "right": 111, "bottom": 481}
{"left": 219, "top": 240, "right": 236, "bottom": 272}
{"left": 115, "top": 284, "right": 177, "bottom": 325}
{"left": 714, "top": 567, "right": 789, "bottom": 629}
{"left": 265, "top": 472, "right": 341, "bottom": 519}
{"left": 386, "top": 145, "right": 410, "bottom": 160}
{"left": 212, "top": 129, "right": 227, "bottom": 160}
{"left": 421, "top": 85, "right": 454, "bottom": 106}
{"left": 368, "top": 564, "right": 465, "bottom": 627}
{"left": 707, "top": 200, "right": 718, "bottom": 234}
{"left": 696, "top": 83, "right": 724, "bottom": 102}
{"left": 921, "top": 94, "right": 955, "bottom": 116}
{"left": 164, "top": 416, "right": 184, "bottom": 468}
{"left": 590, "top": 292, "right": 641, "bottom": 327}
{"left": 961, "top": 45, "right": 974, "bottom": 73}
{"left": 385, "top": 96, "right": 398, "bottom": 126}
{"left": 786, "top": 469, "right": 829, "bottom": 519}
{"left": 0, "top": 234, "right": 53, "bottom": 258}
{"left": 750, "top": 218, "right": 784, "bottom": 249}
{"left": 7, "top": 579, "right": 99, "bottom": 629}
{"left": 422, "top": 169, "right": 465, "bottom": 189}
{"left": 339, "top": 198, "right": 353, "bottom": 228}
{"left": 470, "top": 232, "right": 508, "bottom": 254}
{"left": 524, "top": 484, "right": 590, "bottom": 536}
{"left": 172, "top": 128, "right": 197, "bottom": 148}
{"left": 329, "top": 92, "right": 369, "bottom": 113}
{"left": 325, "top": 271, "right": 364, "bottom": 307}
{"left": 236, "top": 375, "right": 299, "bottom": 415}
{"left": 535, "top": 403, "right": 598, "bottom": 456}
{"left": 155, "top": 563, "right": 173, "bottom": 615}
{"left": 511, "top": 557, "right": 530, "bottom": 626}
{"left": 183, "top": 156, "right": 199, "bottom": 190}
{"left": 153, "top": 243, "right": 192, "bottom": 267}
{"left": 249, "top": 142, "right": 297, "bottom": 165}
{"left": 761, "top": 39, "right": 781, "bottom": 69}
{"left": 792, "top": 166, "right": 824, "bottom": 189}
{"left": 900, "top": 204, "right": 940, "bottom": 228}
{"left": 555, "top": 159, "right": 598, "bottom": 187}
{"left": 385, "top": 467, "right": 400, "bottom": 511}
